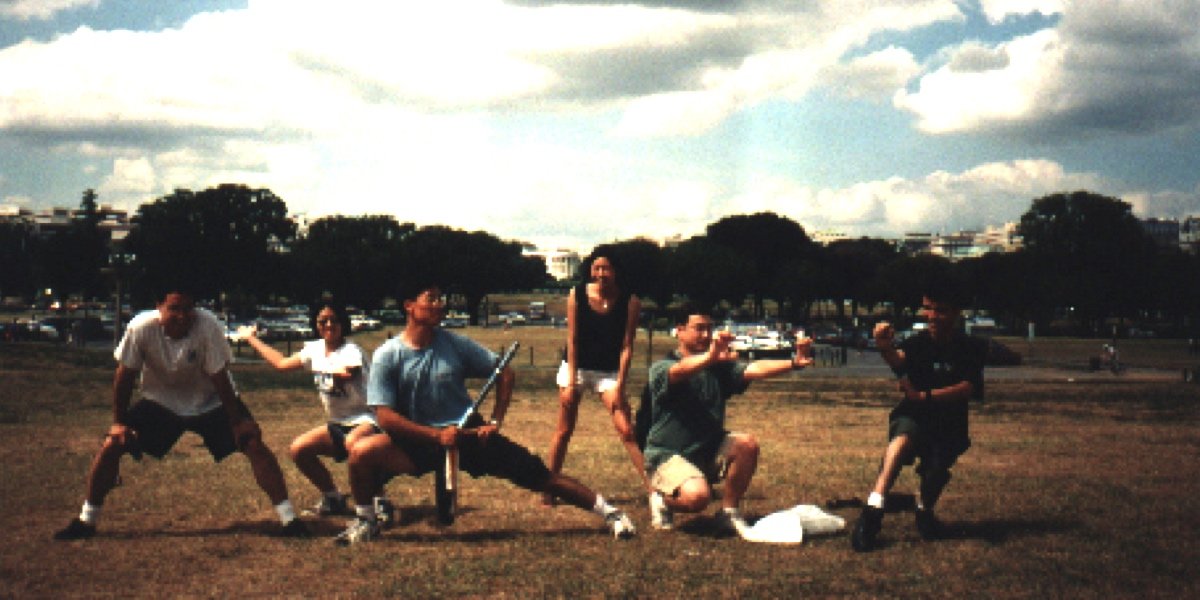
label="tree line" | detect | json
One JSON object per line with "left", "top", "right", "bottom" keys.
{"left": 2, "top": 185, "right": 1197, "bottom": 337}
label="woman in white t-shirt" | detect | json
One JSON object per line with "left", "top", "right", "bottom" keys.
{"left": 241, "top": 302, "right": 380, "bottom": 517}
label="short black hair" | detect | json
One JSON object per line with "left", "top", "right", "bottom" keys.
{"left": 310, "top": 298, "right": 353, "bottom": 335}
{"left": 151, "top": 279, "right": 200, "bottom": 304}
{"left": 397, "top": 271, "right": 443, "bottom": 303}
{"left": 921, "top": 275, "right": 969, "bottom": 309}
{"left": 577, "top": 245, "right": 627, "bottom": 289}
{"left": 672, "top": 301, "right": 711, "bottom": 325}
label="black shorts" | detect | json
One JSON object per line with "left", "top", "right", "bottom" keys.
{"left": 889, "top": 415, "right": 969, "bottom": 474}
{"left": 387, "top": 427, "right": 551, "bottom": 491}
{"left": 125, "top": 398, "right": 253, "bottom": 462}
{"left": 326, "top": 422, "right": 380, "bottom": 462}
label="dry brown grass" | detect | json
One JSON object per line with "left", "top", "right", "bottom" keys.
{"left": 3, "top": 335, "right": 1199, "bottom": 598}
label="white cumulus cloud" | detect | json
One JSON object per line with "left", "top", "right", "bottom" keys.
{"left": 0, "top": 0, "right": 98, "bottom": 22}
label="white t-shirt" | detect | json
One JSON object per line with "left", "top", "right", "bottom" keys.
{"left": 114, "top": 307, "right": 233, "bottom": 416}
{"left": 298, "top": 339, "right": 373, "bottom": 426}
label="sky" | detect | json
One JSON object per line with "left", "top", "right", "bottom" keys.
{"left": 2, "top": 0, "right": 1199, "bottom": 252}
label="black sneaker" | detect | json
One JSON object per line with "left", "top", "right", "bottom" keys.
{"left": 312, "top": 494, "right": 352, "bottom": 517}
{"left": 915, "top": 508, "right": 942, "bottom": 540}
{"left": 53, "top": 518, "right": 96, "bottom": 541}
{"left": 850, "top": 506, "right": 883, "bottom": 552}
{"left": 279, "top": 518, "right": 311, "bottom": 538}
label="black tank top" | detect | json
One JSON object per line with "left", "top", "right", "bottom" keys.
{"left": 574, "top": 282, "right": 629, "bottom": 372}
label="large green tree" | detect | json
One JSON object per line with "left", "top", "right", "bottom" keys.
{"left": 399, "top": 226, "right": 547, "bottom": 325}
{"left": 0, "top": 220, "right": 36, "bottom": 300}
{"left": 288, "top": 215, "right": 414, "bottom": 310}
{"left": 31, "top": 189, "right": 109, "bottom": 302}
{"left": 1017, "top": 191, "right": 1157, "bottom": 334}
{"left": 123, "top": 184, "right": 295, "bottom": 308}
{"left": 704, "top": 212, "right": 815, "bottom": 318}
{"left": 666, "top": 236, "right": 754, "bottom": 316}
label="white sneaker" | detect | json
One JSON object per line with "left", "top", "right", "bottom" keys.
{"left": 649, "top": 492, "right": 673, "bottom": 531}
{"left": 334, "top": 517, "right": 380, "bottom": 546}
{"left": 605, "top": 510, "right": 637, "bottom": 540}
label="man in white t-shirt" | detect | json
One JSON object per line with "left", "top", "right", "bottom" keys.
{"left": 54, "top": 288, "right": 309, "bottom": 540}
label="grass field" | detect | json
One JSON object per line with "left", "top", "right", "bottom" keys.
{"left": 3, "top": 330, "right": 1199, "bottom": 598}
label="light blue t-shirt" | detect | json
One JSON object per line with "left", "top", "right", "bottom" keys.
{"left": 367, "top": 329, "right": 498, "bottom": 427}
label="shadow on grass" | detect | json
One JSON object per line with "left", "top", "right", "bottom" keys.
{"left": 938, "top": 517, "right": 1078, "bottom": 545}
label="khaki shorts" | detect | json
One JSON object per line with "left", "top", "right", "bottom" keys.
{"left": 556, "top": 362, "right": 619, "bottom": 394}
{"left": 650, "top": 434, "right": 737, "bottom": 496}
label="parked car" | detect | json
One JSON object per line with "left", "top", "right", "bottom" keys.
{"left": 351, "top": 314, "right": 382, "bottom": 332}
{"left": 725, "top": 323, "right": 794, "bottom": 359}
{"left": 441, "top": 316, "right": 468, "bottom": 328}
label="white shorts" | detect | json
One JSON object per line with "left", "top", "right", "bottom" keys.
{"left": 650, "top": 434, "right": 737, "bottom": 495}
{"left": 556, "top": 362, "right": 619, "bottom": 394}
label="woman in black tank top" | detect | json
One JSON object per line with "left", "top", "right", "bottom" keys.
{"left": 541, "top": 251, "right": 648, "bottom": 505}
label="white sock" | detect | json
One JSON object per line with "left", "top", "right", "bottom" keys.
{"left": 80, "top": 500, "right": 101, "bottom": 525}
{"left": 274, "top": 500, "right": 297, "bottom": 524}
{"left": 867, "top": 492, "right": 884, "bottom": 509}
{"left": 355, "top": 504, "right": 376, "bottom": 521}
{"left": 592, "top": 494, "right": 617, "bottom": 517}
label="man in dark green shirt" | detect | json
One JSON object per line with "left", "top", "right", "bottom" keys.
{"left": 850, "top": 279, "right": 987, "bottom": 552}
{"left": 640, "top": 304, "right": 812, "bottom": 533}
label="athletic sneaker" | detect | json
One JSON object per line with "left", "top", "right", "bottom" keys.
{"left": 605, "top": 510, "right": 637, "bottom": 540}
{"left": 374, "top": 497, "right": 397, "bottom": 529}
{"left": 312, "top": 494, "right": 352, "bottom": 517}
{"left": 649, "top": 492, "right": 673, "bottom": 531}
{"left": 334, "top": 517, "right": 380, "bottom": 546}
{"left": 280, "top": 518, "right": 311, "bottom": 538}
{"left": 850, "top": 506, "right": 884, "bottom": 552}
{"left": 713, "top": 507, "right": 749, "bottom": 536}
{"left": 915, "top": 508, "right": 942, "bottom": 540}
{"left": 53, "top": 518, "right": 96, "bottom": 541}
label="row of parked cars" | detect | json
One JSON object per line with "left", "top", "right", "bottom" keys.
{"left": 225, "top": 308, "right": 389, "bottom": 343}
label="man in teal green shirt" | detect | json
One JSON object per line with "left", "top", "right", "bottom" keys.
{"left": 640, "top": 304, "right": 812, "bottom": 533}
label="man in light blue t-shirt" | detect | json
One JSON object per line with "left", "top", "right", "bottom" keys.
{"left": 334, "top": 278, "right": 636, "bottom": 545}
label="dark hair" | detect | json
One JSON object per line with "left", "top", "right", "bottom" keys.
{"left": 151, "top": 280, "right": 200, "bottom": 304}
{"left": 577, "top": 245, "right": 626, "bottom": 290}
{"left": 397, "top": 271, "right": 443, "bottom": 303}
{"left": 672, "top": 301, "right": 711, "bottom": 325}
{"left": 921, "top": 275, "right": 969, "bottom": 310}
{"left": 310, "top": 299, "right": 353, "bottom": 337}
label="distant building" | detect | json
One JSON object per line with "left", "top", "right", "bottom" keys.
{"left": 524, "top": 249, "right": 581, "bottom": 281}
{"left": 1181, "top": 216, "right": 1200, "bottom": 254}
{"left": 811, "top": 231, "right": 849, "bottom": 245}
{"left": 896, "top": 232, "right": 933, "bottom": 256}
{"left": 1140, "top": 217, "right": 1180, "bottom": 249}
